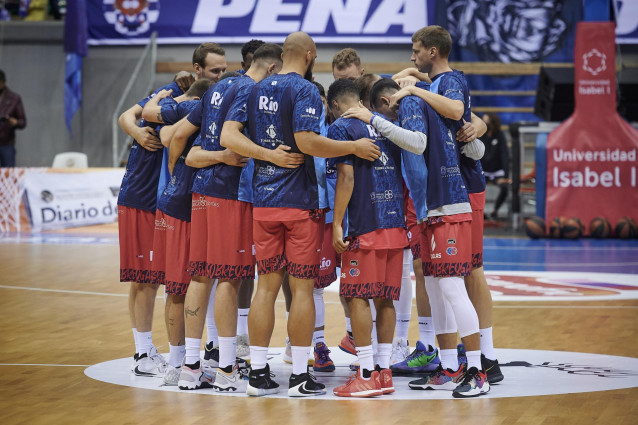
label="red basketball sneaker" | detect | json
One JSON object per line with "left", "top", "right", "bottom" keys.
{"left": 333, "top": 370, "right": 383, "bottom": 398}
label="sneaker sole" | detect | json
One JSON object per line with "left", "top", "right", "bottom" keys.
{"left": 213, "top": 385, "right": 238, "bottom": 392}
{"left": 487, "top": 372, "right": 504, "bottom": 384}
{"left": 313, "top": 365, "right": 336, "bottom": 372}
{"left": 409, "top": 382, "right": 458, "bottom": 391}
{"left": 246, "top": 385, "right": 279, "bottom": 397}
{"left": 381, "top": 387, "right": 395, "bottom": 394}
{"left": 178, "top": 381, "right": 215, "bottom": 390}
{"left": 288, "top": 389, "right": 327, "bottom": 397}
{"left": 334, "top": 389, "right": 383, "bottom": 397}
{"left": 338, "top": 345, "right": 357, "bottom": 356}
{"left": 390, "top": 368, "right": 439, "bottom": 376}
{"left": 133, "top": 367, "right": 160, "bottom": 377}
{"left": 452, "top": 387, "right": 490, "bottom": 398}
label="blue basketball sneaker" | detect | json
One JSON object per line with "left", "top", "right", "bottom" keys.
{"left": 457, "top": 343, "right": 467, "bottom": 367}
{"left": 390, "top": 341, "right": 440, "bottom": 375}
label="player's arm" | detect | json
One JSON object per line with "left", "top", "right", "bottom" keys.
{"left": 392, "top": 67, "right": 431, "bottom": 83}
{"left": 341, "top": 104, "right": 427, "bottom": 154}
{"left": 332, "top": 162, "right": 354, "bottom": 254}
{"left": 141, "top": 89, "right": 173, "bottom": 123}
{"left": 174, "top": 71, "right": 195, "bottom": 93}
{"left": 390, "top": 85, "right": 464, "bottom": 121}
{"left": 221, "top": 121, "right": 305, "bottom": 168}
{"left": 168, "top": 116, "right": 195, "bottom": 173}
{"left": 295, "top": 131, "right": 380, "bottom": 161}
{"left": 461, "top": 138, "right": 485, "bottom": 160}
{"left": 457, "top": 114, "right": 488, "bottom": 142}
{"left": 117, "top": 104, "right": 162, "bottom": 152}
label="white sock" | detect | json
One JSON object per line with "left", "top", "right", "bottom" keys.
{"left": 250, "top": 346, "right": 268, "bottom": 370}
{"left": 480, "top": 327, "right": 496, "bottom": 360}
{"left": 356, "top": 345, "right": 374, "bottom": 376}
{"left": 237, "top": 308, "right": 249, "bottom": 336}
{"left": 395, "top": 313, "right": 411, "bottom": 341}
{"left": 206, "top": 281, "right": 218, "bottom": 347}
{"left": 185, "top": 337, "right": 201, "bottom": 366}
{"left": 291, "top": 346, "right": 310, "bottom": 375}
{"left": 218, "top": 336, "right": 236, "bottom": 369}
{"left": 466, "top": 350, "right": 481, "bottom": 371}
{"left": 313, "top": 330, "right": 325, "bottom": 346}
{"left": 345, "top": 317, "right": 352, "bottom": 334}
{"left": 168, "top": 344, "right": 185, "bottom": 368}
{"left": 376, "top": 343, "right": 392, "bottom": 369}
{"left": 418, "top": 316, "right": 436, "bottom": 348}
{"left": 285, "top": 311, "right": 289, "bottom": 320}
{"left": 132, "top": 328, "right": 140, "bottom": 354}
{"left": 138, "top": 331, "right": 152, "bottom": 356}
{"left": 440, "top": 348, "right": 457, "bottom": 370}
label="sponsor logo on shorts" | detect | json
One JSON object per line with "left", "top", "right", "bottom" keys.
{"left": 349, "top": 268, "right": 360, "bottom": 277}
{"left": 341, "top": 272, "right": 346, "bottom": 279}
{"left": 320, "top": 257, "right": 332, "bottom": 270}
{"left": 446, "top": 247, "right": 458, "bottom": 256}
{"left": 431, "top": 235, "right": 436, "bottom": 251}
{"left": 350, "top": 260, "right": 358, "bottom": 266}
{"left": 447, "top": 239, "right": 456, "bottom": 244}
{"left": 154, "top": 217, "right": 174, "bottom": 231}
{"left": 191, "top": 196, "right": 219, "bottom": 208}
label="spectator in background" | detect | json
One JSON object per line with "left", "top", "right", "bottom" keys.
{"left": 480, "top": 113, "right": 509, "bottom": 219}
{"left": 0, "top": 70, "right": 26, "bottom": 167}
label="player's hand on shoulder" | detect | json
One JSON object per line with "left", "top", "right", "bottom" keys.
{"left": 332, "top": 224, "right": 349, "bottom": 254}
{"left": 389, "top": 87, "right": 412, "bottom": 110}
{"left": 174, "top": 71, "right": 195, "bottom": 93}
{"left": 392, "top": 67, "right": 417, "bottom": 80}
{"left": 395, "top": 75, "right": 418, "bottom": 88}
{"left": 456, "top": 120, "right": 477, "bottom": 142}
{"left": 154, "top": 89, "right": 173, "bottom": 100}
{"left": 352, "top": 137, "right": 380, "bottom": 162}
{"left": 136, "top": 127, "right": 163, "bottom": 151}
{"left": 268, "top": 145, "right": 305, "bottom": 169}
{"left": 341, "top": 102, "right": 373, "bottom": 124}
{"left": 222, "top": 149, "right": 250, "bottom": 167}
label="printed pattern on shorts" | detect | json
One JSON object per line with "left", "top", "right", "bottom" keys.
{"left": 165, "top": 280, "right": 189, "bottom": 296}
{"left": 472, "top": 252, "right": 483, "bottom": 269}
{"left": 120, "top": 269, "right": 155, "bottom": 284}
{"left": 340, "top": 281, "right": 400, "bottom": 301}
{"left": 256, "top": 254, "right": 287, "bottom": 275}
{"left": 287, "top": 262, "right": 320, "bottom": 280}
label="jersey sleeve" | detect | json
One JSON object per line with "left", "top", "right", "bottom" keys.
{"left": 160, "top": 100, "right": 181, "bottom": 125}
{"left": 137, "top": 82, "right": 182, "bottom": 108}
{"left": 326, "top": 122, "right": 354, "bottom": 168}
{"left": 398, "top": 96, "right": 428, "bottom": 134}
{"left": 193, "top": 134, "right": 202, "bottom": 147}
{"left": 292, "top": 83, "right": 322, "bottom": 133}
{"left": 225, "top": 82, "right": 252, "bottom": 124}
{"left": 186, "top": 97, "right": 204, "bottom": 126}
{"left": 439, "top": 75, "right": 465, "bottom": 103}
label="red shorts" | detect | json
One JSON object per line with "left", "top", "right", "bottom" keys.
{"left": 340, "top": 247, "right": 403, "bottom": 301}
{"left": 469, "top": 191, "right": 485, "bottom": 269}
{"left": 151, "top": 211, "right": 191, "bottom": 295}
{"left": 421, "top": 214, "right": 472, "bottom": 277}
{"left": 188, "top": 195, "right": 255, "bottom": 280}
{"left": 404, "top": 195, "right": 421, "bottom": 260}
{"left": 118, "top": 205, "right": 155, "bottom": 284}
{"left": 253, "top": 208, "right": 324, "bottom": 279}
{"left": 315, "top": 223, "right": 340, "bottom": 289}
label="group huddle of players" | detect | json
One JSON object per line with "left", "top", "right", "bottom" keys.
{"left": 117, "top": 25, "right": 504, "bottom": 399}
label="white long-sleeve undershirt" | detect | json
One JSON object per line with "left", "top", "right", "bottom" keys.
{"left": 370, "top": 115, "right": 427, "bottom": 155}
{"left": 461, "top": 139, "right": 485, "bottom": 160}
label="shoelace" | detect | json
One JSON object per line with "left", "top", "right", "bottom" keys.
{"left": 458, "top": 369, "right": 476, "bottom": 386}
{"left": 315, "top": 346, "right": 331, "bottom": 361}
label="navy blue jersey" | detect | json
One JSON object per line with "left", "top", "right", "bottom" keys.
{"left": 189, "top": 75, "right": 254, "bottom": 201}
{"left": 399, "top": 96, "right": 469, "bottom": 214}
{"left": 157, "top": 99, "right": 200, "bottom": 221}
{"left": 137, "top": 82, "right": 183, "bottom": 109}
{"left": 430, "top": 71, "right": 486, "bottom": 193}
{"left": 244, "top": 72, "right": 323, "bottom": 209}
{"left": 328, "top": 115, "right": 405, "bottom": 238}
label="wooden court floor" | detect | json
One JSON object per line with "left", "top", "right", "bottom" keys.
{"left": 1, "top": 239, "right": 637, "bottom": 425}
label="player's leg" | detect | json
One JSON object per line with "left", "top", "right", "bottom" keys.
{"left": 280, "top": 272, "right": 296, "bottom": 364}
{"left": 213, "top": 278, "right": 244, "bottom": 392}
{"left": 236, "top": 278, "right": 253, "bottom": 359}
{"left": 204, "top": 280, "right": 218, "bottom": 366}
{"left": 391, "top": 248, "right": 412, "bottom": 366}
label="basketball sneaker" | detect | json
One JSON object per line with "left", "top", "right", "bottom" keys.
{"left": 177, "top": 361, "right": 215, "bottom": 390}
{"left": 408, "top": 363, "right": 466, "bottom": 391}
{"left": 133, "top": 351, "right": 167, "bottom": 377}
{"left": 390, "top": 341, "right": 440, "bottom": 375}
{"left": 288, "top": 372, "right": 326, "bottom": 397}
{"left": 246, "top": 364, "right": 280, "bottom": 397}
{"left": 313, "top": 342, "right": 335, "bottom": 372}
{"left": 376, "top": 367, "right": 395, "bottom": 394}
{"left": 457, "top": 343, "right": 467, "bottom": 367}
{"left": 236, "top": 334, "right": 250, "bottom": 359}
{"left": 283, "top": 338, "right": 314, "bottom": 365}
{"left": 162, "top": 365, "right": 181, "bottom": 386}
{"left": 203, "top": 341, "right": 219, "bottom": 371}
{"left": 481, "top": 354, "right": 504, "bottom": 384}
{"left": 339, "top": 333, "right": 357, "bottom": 356}
{"left": 130, "top": 353, "right": 138, "bottom": 371}
{"left": 389, "top": 337, "right": 410, "bottom": 365}
{"left": 213, "top": 364, "right": 241, "bottom": 392}
{"left": 452, "top": 366, "right": 490, "bottom": 398}
{"left": 349, "top": 360, "right": 360, "bottom": 371}
{"left": 334, "top": 370, "right": 383, "bottom": 398}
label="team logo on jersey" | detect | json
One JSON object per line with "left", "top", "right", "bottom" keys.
{"left": 583, "top": 49, "right": 607, "bottom": 76}
{"left": 384, "top": 190, "right": 394, "bottom": 200}
{"left": 446, "top": 247, "right": 458, "bottom": 256}
{"left": 379, "top": 152, "right": 389, "bottom": 166}
{"left": 103, "top": 0, "right": 160, "bottom": 37}
{"left": 266, "top": 124, "right": 277, "bottom": 139}
{"left": 349, "top": 268, "right": 360, "bottom": 277}
{"left": 258, "top": 96, "right": 279, "bottom": 113}
{"left": 305, "top": 107, "right": 316, "bottom": 115}
{"left": 209, "top": 122, "right": 217, "bottom": 136}
{"left": 265, "top": 165, "right": 276, "bottom": 176}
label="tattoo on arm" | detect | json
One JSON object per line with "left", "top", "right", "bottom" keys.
{"left": 156, "top": 112, "right": 164, "bottom": 123}
{"left": 185, "top": 306, "right": 200, "bottom": 317}
{"left": 169, "top": 318, "right": 175, "bottom": 327}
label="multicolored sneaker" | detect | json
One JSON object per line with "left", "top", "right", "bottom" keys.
{"left": 283, "top": 338, "right": 314, "bottom": 366}
{"left": 390, "top": 341, "right": 440, "bottom": 375}
{"left": 390, "top": 337, "right": 410, "bottom": 366}
{"left": 408, "top": 363, "right": 466, "bottom": 391}
{"left": 178, "top": 361, "right": 215, "bottom": 390}
{"left": 481, "top": 354, "right": 504, "bottom": 384}
{"left": 339, "top": 333, "right": 357, "bottom": 356}
{"left": 334, "top": 370, "right": 383, "bottom": 398}
{"left": 236, "top": 334, "right": 250, "bottom": 359}
{"left": 376, "top": 367, "right": 395, "bottom": 394}
{"left": 162, "top": 365, "right": 181, "bottom": 386}
{"left": 213, "top": 364, "right": 241, "bottom": 392}
{"left": 452, "top": 366, "right": 490, "bottom": 398}
{"left": 133, "top": 351, "right": 167, "bottom": 377}
{"left": 203, "top": 341, "right": 219, "bottom": 372}
{"left": 457, "top": 343, "right": 467, "bottom": 367}
{"left": 313, "top": 342, "right": 335, "bottom": 372}
{"left": 288, "top": 372, "right": 326, "bottom": 397}
{"left": 246, "top": 364, "right": 280, "bottom": 396}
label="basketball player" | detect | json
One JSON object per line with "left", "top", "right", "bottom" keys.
{"left": 116, "top": 43, "right": 228, "bottom": 376}
{"left": 141, "top": 78, "right": 214, "bottom": 385}
{"left": 239, "top": 39, "right": 265, "bottom": 73}
{"left": 169, "top": 44, "right": 286, "bottom": 392}
{"left": 221, "top": 31, "right": 380, "bottom": 397}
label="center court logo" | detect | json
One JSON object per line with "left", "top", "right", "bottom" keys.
{"left": 103, "top": 0, "right": 160, "bottom": 36}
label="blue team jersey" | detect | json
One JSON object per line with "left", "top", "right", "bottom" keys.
{"left": 244, "top": 72, "right": 323, "bottom": 209}
{"left": 399, "top": 95, "right": 469, "bottom": 214}
{"left": 156, "top": 96, "right": 188, "bottom": 205}
{"left": 430, "top": 71, "right": 486, "bottom": 194}
{"left": 315, "top": 105, "right": 331, "bottom": 221}
{"left": 401, "top": 152, "right": 428, "bottom": 221}
{"left": 157, "top": 99, "right": 200, "bottom": 221}
{"left": 118, "top": 82, "right": 185, "bottom": 212}
{"left": 328, "top": 115, "right": 405, "bottom": 238}
{"left": 189, "top": 75, "right": 255, "bottom": 201}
